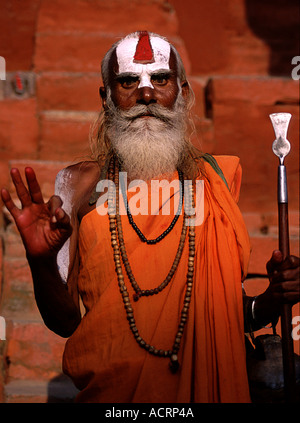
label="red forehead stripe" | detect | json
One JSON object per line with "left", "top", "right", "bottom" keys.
{"left": 133, "top": 31, "right": 154, "bottom": 64}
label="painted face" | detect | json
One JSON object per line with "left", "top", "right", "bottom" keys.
{"left": 104, "top": 34, "right": 184, "bottom": 111}
{"left": 116, "top": 35, "right": 171, "bottom": 89}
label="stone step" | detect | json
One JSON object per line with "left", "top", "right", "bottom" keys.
{"left": 4, "top": 375, "right": 79, "bottom": 403}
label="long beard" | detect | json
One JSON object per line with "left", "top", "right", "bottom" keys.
{"left": 104, "top": 92, "right": 188, "bottom": 181}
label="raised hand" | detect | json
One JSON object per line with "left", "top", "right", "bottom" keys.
{"left": 1, "top": 167, "right": 72, "bottom": 258}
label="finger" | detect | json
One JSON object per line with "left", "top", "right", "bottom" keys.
{"left": 266, "top": 250, "right": 284, "bottom": 274}
{"left": 10, "top": 168, "right": 32, "bottom": 208}
{"left": 1, "top": 188, "right": 21, "bottom": 220}
{"left": 47, "top": 195, "right": 63, "bottom": 217}
{"left": 25, "top": 167, "right": 44, "bottom": 204}
{"left": 271, "top": 267, "right": 300, "bottom": 285}
{"left": 287, "top": 255, "right": 300, "bottom": 269}
{"left": 275, "top": 282, "right": 300, "bottom": 304}
{"left": 54, "top": 207, "right": 71, "bottom": 229}
{"left": 268, "top": 252, "right": 300, "bottom": 275}
{"left": 51, "top": 207, "right": 72, "bottom": 238}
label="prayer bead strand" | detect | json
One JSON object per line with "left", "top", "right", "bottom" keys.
{"left": 108, "top": 156, "right": 196, "bottom": 372}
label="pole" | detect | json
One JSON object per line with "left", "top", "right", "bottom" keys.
{"left": 270, "top": 113, "right": 297, "bottom": 402}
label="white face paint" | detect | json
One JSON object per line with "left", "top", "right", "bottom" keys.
{"left": 116, "top": 36, "right": 171, "bottom": 89}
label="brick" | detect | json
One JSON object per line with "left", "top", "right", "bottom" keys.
{"left": 0, "top": 99, "right": 39, "bottom": 164}
{"left": 7, "top": 160, "right": 71, "bottom": 200}
{"left": 233, "top": 0, "right": 299, "bottom": 76}
{"left": 189, "top": 77, "right": 206, "bottom": 118}
{"left": 3, "top": 227, "right": 26, "bottom": 259}
{"left": 37, "top": 0, "right": 178, "bottom": 36}
{"left": 210, "top": 77, "right": 299, "bottom": 214}
{"left": 188, "top": 77, "right": 216, "bottom": 153}
{"left": 35, "top": 33, "right": 190, "bottom": 74}
{"left": 34, "top": 0, "right": 191, "bottom": 73}
{"left": 39, "top": 112, "right": 95, "bottom": 161}
{"left": 34, "top": 33, "right": 115, "bottom": 73}
{"left": 1, "top": 257, "right": 39, "bottom": 320}
{"left": 36, "top": 73, "right": 101, "bottom": 111}
{"left": 212, "top": 77, "right": 298, "bottom": 105}
{"left": 0, "top": 0, "right": 40, "bottom": 71}
{"left": 248, "top": 235, "right": 299, "bottom": 275}
{"left": 5, "top": 320, "right": 65, "bottom": 382}
{"left": 170, "top": 0, "right": 298, "bottom": 76}
{"left": 169, "top": 0, "right": 270, "bottom": 75}
{"left": 5, "top": 377, "right": 78, "bottom": 403}
{"left": 3, "top": 258, "right": 31, "bottom": 288}
{"left": 242, "top": 211, "right": 300, "bottom": 239}
{"left": 191, "top": 118, "right": 215, "bottom": 155}
{"left": 0, "top": 161, "right": 10, "bottom": 209}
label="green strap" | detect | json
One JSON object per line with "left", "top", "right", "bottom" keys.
{"left": 202, "top": 153, "right": 229, "bottom": 190}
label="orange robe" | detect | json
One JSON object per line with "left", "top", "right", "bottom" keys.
{"left": 63, "top": 156, "right": 251, "bottom": 403}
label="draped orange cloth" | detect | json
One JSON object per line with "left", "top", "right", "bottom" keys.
{"left": 63, "top": 156, "right": 251, "bottom": 403}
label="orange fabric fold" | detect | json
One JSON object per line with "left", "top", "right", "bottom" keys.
{"left": 63, "top": 156, "right": 251, "bottom": 403}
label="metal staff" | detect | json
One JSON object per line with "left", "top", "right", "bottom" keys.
{"left": 270, "top": 112, "right": 296, "bottom": 402}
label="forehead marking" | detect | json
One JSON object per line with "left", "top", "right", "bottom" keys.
{"left": 134, "top": 31, "right": 154, "bottom": 64}
{"left": 116, "top": 36, "right": 171, "bottom": 89}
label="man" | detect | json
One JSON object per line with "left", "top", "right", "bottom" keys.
{"left": 1, "top": 31, "right": 299, "bottom": 403}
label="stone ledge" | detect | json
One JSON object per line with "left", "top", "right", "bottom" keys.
{"left": 4, "top": 375, "right": 79, "bottom": 403}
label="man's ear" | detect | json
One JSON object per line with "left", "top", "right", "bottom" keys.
{"left": 181, "top": 80, "right": 190, "bottom": 101}
{"left": 99, "top": 86, "right": 107, "bottom": 109}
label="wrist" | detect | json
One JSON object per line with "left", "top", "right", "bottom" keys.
{"left": 250, "top": 294, "right": 279, "bottom": 330}
{"left": 26, "top": 253, "right": 61, "bottom": 281}
{"left": 245, "top": 296, "right": 262, "bottom": 332}
{"left": 26, "top": 252, "right": 58, "bottom": 265}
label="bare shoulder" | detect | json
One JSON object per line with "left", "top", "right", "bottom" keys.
{"left": 56, "top": 161, "right": 100, "bottom": 192}
{"left": 55, "top": 161, "right": 100, "bottom": 213}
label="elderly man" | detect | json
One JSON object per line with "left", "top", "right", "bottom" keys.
{"left": 1, "top": 31, "right": 299, "bottom": 403}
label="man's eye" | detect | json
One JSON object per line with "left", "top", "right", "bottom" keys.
{"left": 119, "top": 77, "right": 139, "bottom": 88}
{"left": 151, "top": 74, "right": 169, "bottom": 85}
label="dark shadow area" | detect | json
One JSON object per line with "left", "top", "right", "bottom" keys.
{"left": 47, "top": 373, "right": 79, "bottom": 403}
{"left": 245, "top": 0, "right": 300, "bottom": 76}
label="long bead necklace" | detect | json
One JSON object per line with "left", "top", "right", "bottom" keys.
{"left": 108, "top": 157, "right": 196, "bottom": 373}
{"left": 119, "top": 167, "right": 187, "bottom": 301}
{"left": 119, "top": 167, "right": 184, "bottom": 245}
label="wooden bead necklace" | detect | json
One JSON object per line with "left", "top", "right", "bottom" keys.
{"left": 107, "top": 156, "right": 196, "bottom": 373}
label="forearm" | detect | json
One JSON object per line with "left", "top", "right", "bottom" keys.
{"left": 27, "top": 254, "right": 81, "bottom": 338}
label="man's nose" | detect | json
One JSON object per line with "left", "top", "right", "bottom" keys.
{"left": 137, "top": 86, "right": 157, "bottom": 105}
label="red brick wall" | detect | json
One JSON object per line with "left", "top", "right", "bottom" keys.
{"left": 0, "top": 0, "right": 299, "bottom": 402}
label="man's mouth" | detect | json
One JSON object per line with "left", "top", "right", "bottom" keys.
{"left": 132, "top": 112, "right": 156, "bottom": 120}
{"left": 140, "top": 113, "right": 155, "bottom": 118}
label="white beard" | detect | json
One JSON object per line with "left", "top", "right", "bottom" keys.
{"left": 105, "top": 92, "right": 187, "bottom": 181}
